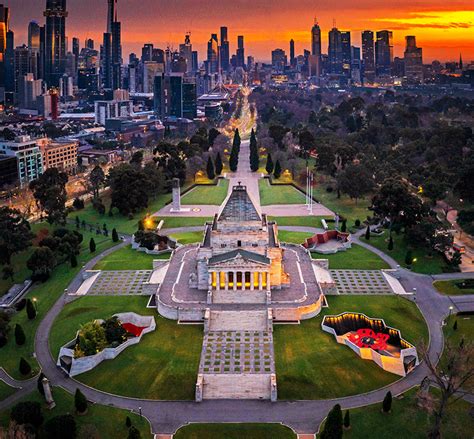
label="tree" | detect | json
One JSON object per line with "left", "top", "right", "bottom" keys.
{"left": 341, "top": 220, "right": 347, "bottom": 233}
{"left": 214, "top": 152, "right": 223, "bottom": 176}
{"left": 343, "top": 410, "right": 350, "bottom": 430}
{"left": 320, "top": 403, "right": 343, "bottom": 439}
{"left": 153, "top": 142, "right": 187, "bottom": 188}
{"left": 72, "top": 197, "right": 85, "bottom": 210}
{"left": 229, "top": 143, "right": 239, "bottom": 172}
{"left": 44, "top": 414, "right": 77, "bottom": 439}
{"left": 130, "top": 151, "right": 144, "bottom": 167}
{"left": 265, "top": 153, "right": 274, "bottom": 174}
{"left": 30, "top": 168, "right": 68, "bottom": 225}
{"left": 453, "top": 320, "right": 458, "bottom": 331}
{"left": 75, "top": 388, "right": 88, "bottom": 414}
{"left": 388, "top": 235, "right": 394, "bottom": 251}
{"left": 27, "top": 247, "right": 56, "bottom": 281}
{"left": 273, "top": 160, "right": 282, "bottom": 179}
{"left": 112, "top": 228, "right": 119, "bottom": 242}
{"left": 382, "top": 391, "right": 392, "bottom": 413}
{"left": 249, "top": 129, "right": 260, "bottom": 172}
{"left": 126, "top": 416, "right": 132, "bottom": 428}
{"left": 232, "top": 128, "right": 241, "bottom": 152}
{"left": 337, "top": 164, "right": 374, "bottom": 205}
{"left": 2, "top": 264, "right": 14, "bottom": 282}
{"left": 0, "top": 311, "right": 11, "bottom": 347}
{"left": 26, "top": 299, "right": 37, "bottom": 320}
{"left": 10, "top": 401, "right": 43, "bottom": 430}
{"left": 405, "top": 249, "right": 413, "bottom": 267}
{"left": 70, "top": 254, "right": 78, "bottom": 267}
{"left": 89, "top": 238, "right": 96, "bottom": 253}
{"left": 419, "top": 340, "right": 473, "bottom": 439}
{"left": 365, "top": 225, "right": 371, "bottom": 240}
{"left": 0, "top": 207, "right": 35, "bottom": 265}
{"left": 451, "top": 250, "right": 462, "bottom": 268}
{"left": 14, "top": 324, "right": 25, "bottom": 345}
{"left": 89, "top": 165, "right": 106, "bottom": 200}
{"left": 77, "top": 321, "right": 108, "bottom": 356}
{"left": 128, "top": 426, "right": 141, "bottom": 439}
{"left": 206, "top": 156, "right": 215, "bottom": 180}
{"left": 19, "top": 357, "right": 31, "bottom": 376}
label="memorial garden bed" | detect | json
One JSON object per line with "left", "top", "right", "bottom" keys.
{"left": 273, "top": 295, "right": 428, "bottom": 399}
{"left": 50, "top": 296, "right": 202, "bottom": 400}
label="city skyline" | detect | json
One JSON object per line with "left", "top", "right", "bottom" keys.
{"left": 9, "top": 0, "right": 474, "bottom": 63}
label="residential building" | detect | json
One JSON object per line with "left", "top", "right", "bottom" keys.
{"left": 39, "top": 139, "right": 78, "bottom": 174}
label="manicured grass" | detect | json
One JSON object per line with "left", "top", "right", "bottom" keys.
{"left": 72, "top": 192, "right": 172, "bottom": 235}
{"left": 274, "top": 295, "right": 428, "bottom": 399}
{"left": 312, "top": 244, "right": 390, "bottom": 270}
{"left": 319, "top": 387, "right": 473, "bottom": 438}
{"left": 160, "top": 217, "right": 212, "bottom": 229}
{"left": 259, "top": 180, "right": 306, "bottom": 206}
{"left": 170, "top": 231, "right": 203, "bottom": 245}
{"left": 93, "top": 245, "right": 169, "bottom": 270}
{"left": 365, "top": 234, "right": 450, "bottom": 275}
{"left": 0, "top": 386, "right": 152, "bottom": 438}
{"left": 175, "top": 423, "right": 296, "bottom": 439}
{"left": 271, "top": 216, "right": 327, "bottom": 228}
{"left": 433, "top": 279, "right": 474, "bottom": 296}
{"left": 0, "top": 381, "right": 16, "bottom": 401}
{"left": 50, "top": 296, "right": 202, "bottom": 400}
{"left": 182, "top": 179, "right": 229, "bottom": 205}
{"left": 0, "top": 225, "right": 116, "bottom": 380}
{"left": 278, "top": 230, "right": 314, "bottom": 244}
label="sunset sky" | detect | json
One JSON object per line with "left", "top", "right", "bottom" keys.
{"left": 10, "top": 0, "right": 474, "bottom": 63}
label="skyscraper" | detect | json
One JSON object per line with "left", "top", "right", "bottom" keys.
{"left": 207, "top": 34, "right": 218, "bottom": 73}
{"left": 271, "top": 49, "right": 287, "bottom": 73}
{"left": 0, "top": 4, "right": 10, "bottom": 92}
{"left": 328, "top": 27, "right": 343, "bottom": 74}
{"left": 44, "top": 0, "right": 68, "bottom": 87}
{"left": 72, "top": 37, "right": 80, "bottom": 63}
{"left": 179, "top": 33, "right": 193, "bottom": 73}
{"left": 107, "top": 0, "right": 116, "bottom": 34}
{"left": 361, "top": 30, "right": 375, "bottom": 82}
{"left": 311, "top": 19, "right": 321, "bottom": 58}
{"left": 404, "top": 36, "right": 423, "bottom": 82}
{"left": 236, "top": 35, "right": 245, "bottom": 69}
{"left": 111, "top": 20, "right": 122, "bottom": 89}
{"left": 375, "top": 30, "right": 393, "bottom": 76}
{"left": 28, "top": 21, "right": 41, "bottom": 52}
{"left": 289, "top": 39, "right": 295, "bottom": 67}
{"left": 102, "top": 0, "right": 121, "bottom": 90}
{"left": 220, "top": 27, "right": 230, "bottom": 72}
{"left": 341, "top": 31, "right": 351, "bottom": 77}
{"left": 5, "top": 29, "right": 14, "bottom": 95}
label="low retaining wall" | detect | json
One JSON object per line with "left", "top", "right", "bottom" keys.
{"left": 57, "top": 312, "right": 156, "bottom": 377}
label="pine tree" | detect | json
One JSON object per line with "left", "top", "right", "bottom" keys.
{"left": 343, "top": 410, "right": 350, "bottom": 430}
{"left": 206, "top": 156, "right": 215, "bottom": 180}
{"left": 128, "top": 426, "right": 141, "bottom": 439}
{"left": 405, "top": 249, "right": 413, "bottom": 267}
{"left": 214, "top": 152, "right": 223, "bottom": 176}
{"left": 74, "top": 388, "right": 88, "bottom": 414}
{"left": 453, "top": 320, "right": 458, "bottom": 331}
{"left": 341, "top": 220, "right": 347, "bottom": 233}
{"left": 26, "top": 298, "right": 37, "bottom": 320}
{"left": 229, "top": 144, "right": 239, "bottom": 172}
{"left": 233, "top": 129, "right": 241, "bottom": 152}
{"left": 320, "top": 404, "right": 343, "bottom": 439}
{"left": 15, "top": 324, "right": 26, "bottom": 345}
{"left": 273, "top": 160, "right": 282, "bottom": 179}
{"left": 265, "top": 153, "right": 274, "bottom": 174}
{"left": 365, "top": 225, "right": 371, "bottom": 240}
{"left": 19, "top": 357, "right": 31, "bottom": 376}
{"left": 75, "top": 216, "right": 80, "bottom": 229}
{"left": 89, "top": 238, "right": 96, "bottom": 253}
{"left": 126, "top": 416, "right": 132, "bottom": 428}
{"left": 70, "top": 254, "right": 78, "bottom": 268}
{"left": 382, "top": 391, "right": 392, "bottom": 413}
{"left": 112, "top": 228, "right": 119, "bottom": 242}
{"left": 388, "top": 235, "right": 394, "bottom": 251}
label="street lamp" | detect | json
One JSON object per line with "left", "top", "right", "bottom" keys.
{"left": 448, "top": 305, "right": 454, "bottom": 321}
{"left": 32, "top": 297, "right": 38, "bottom": 311}
{"left": 138, "top": 406, "right": 142, "bottom": 417}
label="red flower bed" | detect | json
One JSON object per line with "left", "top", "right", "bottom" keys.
{"left": 348, "top": 328, "right": 389, "bottom": 351}
{"left": 122, "top": 322, "right": 147, "bottom": 337}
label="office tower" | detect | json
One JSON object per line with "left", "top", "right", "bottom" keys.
{"left": 14, "top": 45, "right": 30, "bottom": 95}
{"left": 351, "top": 46, "right": 361, "bottom": 83}
{"left": 328, "top": 27, "right": 343, "bottom": 74}
{"left": 154, "top": 73, "right": 196, "bottom": 120}
{"left": 236, "top": 35, "right": 245, "bottom": 68}
{"left": 311, "top": 19, "right": 321, "bottom": 57}
{"left": 289, "top": 39, "right": 295, "bottom": 67}
{"left": 143, "top": 61, "right": 163, "bottom": 93}
{"left": 247, "top": 56, "right": 255, "bottom": 71}
{"left": 102, "top": 32, "right": 112, "bottom": 88}
{"left": 361, "top": 30, "right": 375, "bottom": 82}
{"left": 85, "top": 38, "right": 94, "bottom": 50}
{"left": 179, "top": 33, "right": 193, "bottom": 73}
{"left": 78, "top": 68, "right": 98, "bottom": 92}
{"left": 341, "top": 31, "right": 351, "bottom": 77}
{"left": 72, "top": 37, "right": 79, "bottom": 63}
{"left": 0, "top": 4, "right": 10, "bottom": 91}
{"left": 392, "top": 57, "right": 405, "bottom": 77}
{"left": 271, "top": 49, "right": 287, "bottom": 73}
{"left": 4, "top": 29, "right": 13, "bottom": 95}
{"left": 18, "top": 73, "right": 43, "bottom": 109}
{"left": 28, "top": 21, "right": 41, "bottom": 52}
{"left": 207, "top": 34, "right": 218, "bottom": 73}
{"left": 375, "top": 30, "right": 393, "bottom": 76}
{"left": 102, "top": 0, "right": 121, "bottom": 90}
{"left": 141, "top": 43, "right": 153, "bottom": 62}
{"left": 192, "top": 51, "right": 198, "bottom": 72}
{"left": 107, "top": 0, "right": 116, "bottom": 33}
{"left": 220, "top": 27, "right": 230, "bottom": 72}
{"left": 44, "top": 0, "right": 68, "bottom": 87}
{"left": 111, "top": 20, "right": 122, "bottom": 89}
{"left": 404, "top": 35, "right": 423, "bottom": 82}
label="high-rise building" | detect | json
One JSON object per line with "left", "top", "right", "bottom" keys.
{"left": 4, "top": 29, "right": 14, "bottom": 96}
{"left": 141, "top": 43, "right": 153, "bottom": 62}
{"left": 44, "top": 0, "right": 68, "bottom": 87}
{"left": 341, "top": 31, "right": 351, "bottom": 77}
{"left": 351, "top": 46, "right": 362, "bottom": 83}
{"left": 85, "top": 38, "right": 94, "bottom": 50}
{"left": 111, "top": 20, "right": 122, "bottom": 89}
{"left": 101, "top": 32, "right": 112, "bottom": 88}
{"left": 154, "top": 72, "right": 196, "bottom": 120}
{"left": 236, "top": 35, "right": 245, "bottom": 69}
{"left": 404, "top": 35, "right": 423, "bottom": 83}
{"left": 72, "top": 37, "right": 79, "bottom": 63}
{"left": 107, "top": 0, "right": 116, "bottom": 34}
{"left": 192, "top": 51, "right": 198, "bottom": 72}
{"left": 375, "top": 30, "right": 393, "bottom": 76}
{"left": 28, "top": 21, "right": 41, "bottom": 52}
{"left": 0, "top": 4, "right": 10, "bottom": 92}
{"left": 361, "top": 30, "right": 375, "bottom": 82}
{"left": 18, "top": 73, "right": 43, "bottom": 110}
{"left": 328, "top": 27, "right": 343, "bottom": 74}
{"left": 271, "top": 49, "right": 287, "bottom": 73}
{"left": 289, "top": 39, "right": 295, "bottom": 67}
{"left": 207, "top": 33, "right": 218, "bottom": 73}
{"left": 311, "top": 19, "right": 321, "bottom": 57}
{"left": 220, "top": 27, "right": 230, "bottom": 72}
{"left": 14, "top": 45, "right": 30, "bottom": 94}
{"left": 179, "top": 33, "right": 193, "bottom": 73}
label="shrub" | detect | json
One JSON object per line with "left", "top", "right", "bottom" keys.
{"left": 19, "top": 357, "right": 31, "bottom": 376}
{"left": 354, "top": 219, "right": 361, "bottom": 227}
{"left": 10, "top": 401, "right": 43, "bottom": 429}
{"left": 341, "top": 220, "right": 347, "bottom": 233}
{"left": 14, "top": 324, "right": 25, "bottom": 345}
{"left": 103, "top": 316, "right": 127, "bottom": 345}
{"left": 15, "top": 298, "right": 27, "bottom": 311}
{"left": 326, "top": 186, "right": 333, "bottom": 193}
{"left": 388, "top": 235, "right": 394, "bottom": 251}
{"left": 320, "top": 404, "right": 343, "bottom": 439}
{"left": 26, "top": 299, "right": 37, "bottom": 320}
{"left": 44, "top": 414, "right": 77, "bottom": 439}
{"left": 405, "top": 249, "right": 413, "bottom": 267}
{"left": 74, "top": 388, "right": 88, "bottom": 414}
{"left": 343, "top": 410, "right": 350, "bottom": 429}
{"left": 126, "top": 416, "right": 132, "bottom": 428}
{"left": 365, "top": 225, "right": 371, "bottom": 240}
{"left": 70, "top": 254, "right": 78, "bottom": 268}
{"left": 76, "top": 321, "right": 108, "bottom": 357}
{"left": 382, "top": 391, "right": 392, "bottom": 413}
{"left": 128, "top": 426, "right": 141, "bottom": 439}
{"left": 89, "top": 238, "right": 96, "bottom": 253}
{"left": 73, "top": 198, "right": 85, "bottom": 210}
{"left": 112, "top": 228, "right": 119, "bottom": 242}
{"left": 453, "top": 320, "right": 458, "bottom": 331}
{"left": 0, "top": 334, "right": 7, "bottom": 348}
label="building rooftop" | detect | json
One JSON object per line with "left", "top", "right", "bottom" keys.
{"left": 218, "top": 184, "right": 261, "bottom": 222}
{"left": 208, "top": 249, "right": 270, "bottom": 266}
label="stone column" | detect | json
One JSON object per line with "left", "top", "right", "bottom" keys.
{"left": 267, "top": 271, "right": 271, "bottom": 292}
{"left": 233, "top": 271, "right": 237, "bottom": 291}
{"left": 224, "top": 272, "right": 229, "bottom": 290}
{"left": 250, "top": 272, "right": 255, "bottom": 291}
{"left": 42, "top": 377, "right": 56, "bottom": 409}
{"left": 216, "top": 271, "right": 220, "bottom": 290}
{"left": 172, "top": 178, "right": 181, "bottom": 211}
{"left": 241, "top": 272, "right": 245, "bottom": 291}
{"left": 208, "top": 272, "right": 212, "bottom": 290}
{"left": 258, "top": 272, "right": 263, "bottom": 290}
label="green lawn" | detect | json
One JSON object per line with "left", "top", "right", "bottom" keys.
{"left": 50, "top": 296, "right": 202, "bottom": 400}
{"left": 312, "top": 244, "right": 390, "bottom": 270}
{"left": 175, "top": 424, "right": 296, "bottom": 439}
{"left": 170, "top": 231, "right": 203, "bottom": 245}
{"left": 319, "top": 387, "right": 473, "bottom": 438}
{"left": 0, "top": 225, "right": 116, "bottom": 380}
{"left": 271, "top": 216, "right": 327, "bottom": 228}
{"left": 93, "top": 245, "right": 169, "bottom": 270}
{"left": 72, "top": 192, "right": 172, "bottom": 235}
{"left": 0, "top": 381, "right": 16, "bottom": 401}
{"left": 0, "top": 386, "right": 152, "bottom": 438}
{"left": 365, "top": 234, "right": 450, "bottom": 275}
{"left": 160, "top": 217, "right": 212, "bottom": 229}
{"left": 433, "top": 279, "right": 474, "bottom": 296}
{"left": 182, "top": 179, "right": 229, "bottom": 205}
{"left": 278, "top": 230, "right": 314, "bottom": 244}
{"left": 259, "top": 180, "right": 306, "bottom": 206}
{"left": 274, "top": 295, "right": 428, "bottom": 400}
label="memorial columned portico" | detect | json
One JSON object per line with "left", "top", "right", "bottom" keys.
{"left": 208, "top": 270, "right": 270, "bottom": 292}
